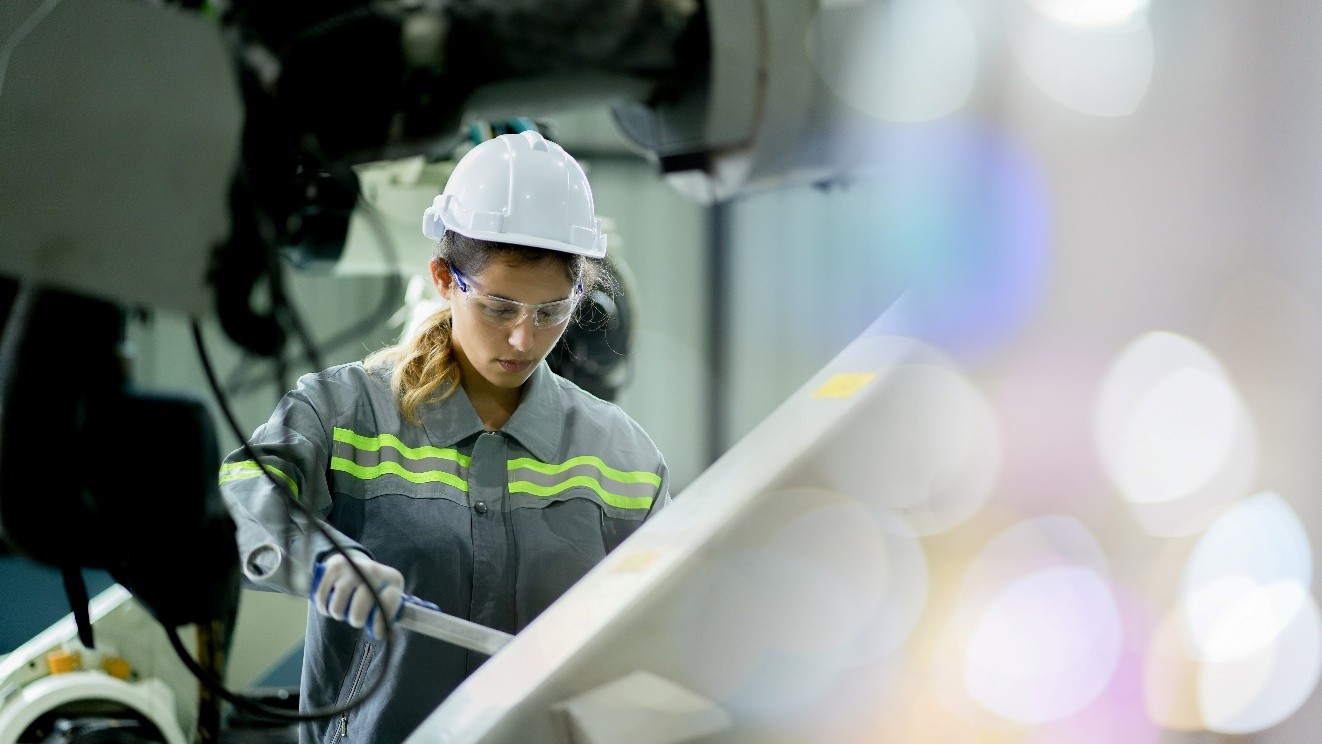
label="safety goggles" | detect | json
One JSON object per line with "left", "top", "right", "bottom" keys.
{"left": 449, "top": 262, "right": 582, "bottom": 329}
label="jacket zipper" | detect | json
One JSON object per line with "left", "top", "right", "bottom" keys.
{"left": 330, "top": 642, "right": 375, "bottom": 743}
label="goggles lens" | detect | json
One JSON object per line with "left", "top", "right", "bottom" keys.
{"left": 451, "top": 263, "right": 580, "bottom": 329}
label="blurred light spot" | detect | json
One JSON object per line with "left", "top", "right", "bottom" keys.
{"left": 807, "top": 0, "right": 977, "bottom": 122}
{"left": 868, "top": 684, "right": 1014, "bottom": 743}
{"left": 958, "top": 516, "right": 1112, "bottom": 601}
{"left": 854, "top": 121, "right": 1052, "bottom": 360}
{"left": 1192, "top": 582, "right": 1309, "bottom": 664}
{"left": 1199, "top": 593, "right": 1322, "bottom": 734}
{"left": 1147, "top": 492, "right": 1322, "bottom": 734}
{"left": 1180, "top": 492, "right": 1313, "bottom": 663}
{"left": 965, "top": 566, "right": 1122, "bottom": 723}
{"left": 1028, "top": 0, "right": 1149, "bottom": 28}
{"left": 1114, "top": 367, "right": 1239, "bottom": 504}
{"left": 1008, "top": 1, "right": 1154, "bottom": 116}
{"left": 1094, "top": 331, "right": 1258, "bottom": 536}
{"left": 1143, "top": 609, "right": 1207, "bottom": 731}
{"left": 667, "top": 488, "right": 929, "bottom": 726}
{"left": 817, "top": 359, "right": 1000, "bottom": 535}
{"left": 931, "top": 604, "right": 1030, "bottom": 731}
{"left": 930, "top": 518, "right": 1120, "bottom": 725}
{"left": 1022, "top": 583, "right": 1163, "bottom": 744}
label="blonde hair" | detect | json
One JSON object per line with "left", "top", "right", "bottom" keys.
{"left": 364, "top": 231, "right": 608, "bottom": 425}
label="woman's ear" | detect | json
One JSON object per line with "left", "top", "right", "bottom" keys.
{"left": 430, "top": 258, "right": 453, "bottom": 298}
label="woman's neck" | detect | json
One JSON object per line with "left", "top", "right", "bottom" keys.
{"left": 469, "top": 387, "right": 521, "bottom": 431}
{"left": 455, "top": 354, "right": 523, "bottom": 431}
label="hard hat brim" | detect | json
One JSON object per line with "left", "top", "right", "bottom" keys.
{"left": 422, "top": 195, "right": 607, "bottom": 258}
{"left": 443, "top": 224, "right": 607, "bottom": 259}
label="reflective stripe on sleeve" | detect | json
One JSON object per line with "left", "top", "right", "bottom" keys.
{"left": 219, "top": 460, "right": 300, "bottom": 499}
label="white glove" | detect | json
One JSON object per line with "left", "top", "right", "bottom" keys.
{"left": 311, "top": 549, "right": 405, "bottom": 639}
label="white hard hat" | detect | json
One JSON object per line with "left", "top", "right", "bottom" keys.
{"left": 421, "top": 130, "right": 607, "bottom": 258}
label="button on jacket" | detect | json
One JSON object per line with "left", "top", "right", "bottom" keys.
{"left": 219, "top": 360, "right": 670, "bottom": 743}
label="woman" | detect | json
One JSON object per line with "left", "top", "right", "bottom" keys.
{"left": 219, "top": 130, "right": 670, "bottom": 743}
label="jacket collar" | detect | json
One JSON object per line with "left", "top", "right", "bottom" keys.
{"left": 418, "top": 361, "right": 563, "bottom": 461}
{"left": 418, "top": 375, "right": 485, "bottom": 448}
{"left": 497, "top": 361, "right": 564, "bottom": 462}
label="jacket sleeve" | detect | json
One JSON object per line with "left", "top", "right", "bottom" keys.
{"left": 217, "top": 373, "right": 362, "bottom": 597}
{"left": 645, "top": 456, "right": 672, "bottom": 519}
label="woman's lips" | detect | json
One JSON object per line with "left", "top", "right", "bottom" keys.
{"left": 498, "top": 359, "right": 531, "bottom": 373}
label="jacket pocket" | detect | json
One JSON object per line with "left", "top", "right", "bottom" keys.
{"left": 327, "top": 639, "right": 375, "bottom": 743}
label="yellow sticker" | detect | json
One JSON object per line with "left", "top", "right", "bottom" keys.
{"left": 811, "top": 372, "right": 876, "bottom": 399}
{"left": 613, "top": 550, "right": 660, "bottom": 573}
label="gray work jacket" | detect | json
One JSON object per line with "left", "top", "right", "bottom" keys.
{"left": 219, "top": 360, "right": 670, "bottom": 743}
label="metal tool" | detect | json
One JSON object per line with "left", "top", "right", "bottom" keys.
{"left": 310, "top": 561, "right": 513, "bottom": 655}
{"left": 394, "top": 595, "right": 513, "bottom": 656}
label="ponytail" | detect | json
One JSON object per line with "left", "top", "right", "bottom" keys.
{"left": 364, "top": 305, "right": 461, "bottom": 425}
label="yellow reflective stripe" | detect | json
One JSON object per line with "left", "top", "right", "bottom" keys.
{"left": 330, "top": 456, "right": 469, "bottom": 492}
{"left": 507, "top": 456, "right": 661, "bottom": 486}
{"left": 509, "top": 477, "right": 653, "bottom": 510}
{"left": 333, "top": 427, "right": 471, "bottom": 466}
{"left": 331, "top": 426, "right": 469, "bottom": 491}
{"left": 219, "top": 461, "right": 300, "bottom": 499}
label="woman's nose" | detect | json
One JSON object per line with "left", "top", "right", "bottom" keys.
{"left": 507, "top": 314, "right": 535, "bottom": 351}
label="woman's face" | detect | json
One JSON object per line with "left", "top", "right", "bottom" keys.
{"left": 432, "top": 255, "right": 577, "bottom": 393}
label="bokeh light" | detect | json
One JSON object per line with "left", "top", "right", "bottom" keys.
{"left": 957, "top": 515, "right": 1113, "bottom": 598}
{"left": 1008, "top": 0, "right": 1154, "bottom": 116}
{"left": 1179, "top": 491, "right": 1313, "bottom": 663}
{"left": 815, "top": 356, "right": 1001, "bottom": 536}
{"left": 1144, "top": 491, "right": 1322, "bottom": 735}
{"left": 665, "top": 488, "right": 928, "bottom": 727}
{"left": 1027, "top": 0, "right": 1150, "bottom": 29}
{"left": 1112, "top": 367, "right": 1239, "bottom": 503}
{"left": 1020, "top": 583, "right": 1163, "bottom": 744}
{"left": 1094, "top": 331, "right": 1258, "bottom": 536}
{"left": 930, "top": 517, "right": 1123, "bottom": 726}
{"left": 1198, "top": 593, "right": 1322, "bottom": 734}
{"left": 807, "top": 0, "right": 978, "bottom": 122}
{"left": 965, "top": 565, "right": 1122, "bottom": 723}
{"left": 1145, "top": 591, "right": 1322, "bottom": 735}
{"left": 1144, "top": 608, "right": 1208, "bottom": 731}
{"left": 857, "top": 120, "right": 1052, "bottom": 360}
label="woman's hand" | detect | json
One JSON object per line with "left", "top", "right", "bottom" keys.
{"left": 311, "top": 549, "right": 405, "bottom": 639}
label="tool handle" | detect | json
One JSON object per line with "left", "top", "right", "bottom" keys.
{"left": 312, "top": 563, "right": 511, "bottom": 654}
{"left": 395, "top": 595, "right": 514, "bottom": 656}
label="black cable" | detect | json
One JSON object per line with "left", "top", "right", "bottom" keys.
{"left": 189, "top": 320, "right": 398, "bottom": 724}
{"left": 60, "top": 565, "right": 94, "bottom": 649}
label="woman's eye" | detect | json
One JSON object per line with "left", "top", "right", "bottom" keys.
{"left": 481, "top": 303, "right": 518, "bottom": 319}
